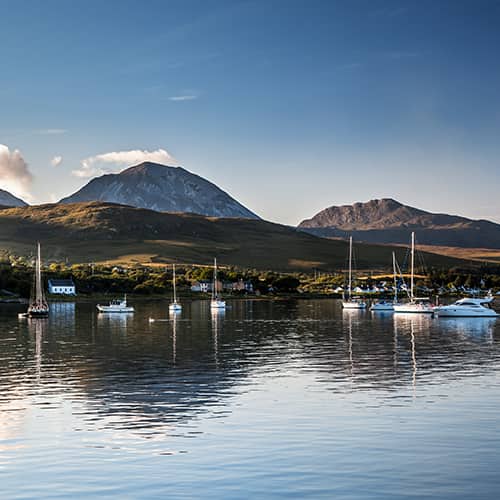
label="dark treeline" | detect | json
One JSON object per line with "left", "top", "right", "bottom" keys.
{"left": 1, "top": 257, "right": 500, "bottom": 298}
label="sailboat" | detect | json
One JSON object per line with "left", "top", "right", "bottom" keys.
{"left": 27, "top": 242, "right": 49, "bottom": 318}
{"left": 169, "top": 264, "right": 182, "bottom": 312}
{"left": 393, "top": 232, "right": 434, "bottom": 314}
{"left": 342, "top": 236, "right": 367, "bottom": 309}
{"left": 370, "top": 251, "right": 399, "bottom": 311}
{"left": 210, "top": 257, "right": 226, "bottom": 310}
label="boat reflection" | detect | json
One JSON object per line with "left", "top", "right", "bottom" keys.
{"left": 436, "top": 316, "right": 496, "bottom": 342}
{"left": 97, "top": 311, "right": 134, "bottom": 328}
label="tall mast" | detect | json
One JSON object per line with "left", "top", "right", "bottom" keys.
{"left": 392, "top": 251, "right": 398, "bottom": 303}
{"left": 348, "top": 236, "right": 353, "bottom": 300}
{"left": 213, "top": 258, "right": 217, "bottom": 299}
{"left": 410, "top": 232, "right": 415, "bottom": 301}
{"left": 172, "top": 264, "right": 177, "bottom": 303}
{"left": 36, "top": 242, "right": 42, "bottom": 303}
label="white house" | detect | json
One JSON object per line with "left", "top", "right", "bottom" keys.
{"left": 48, "top": 279, "right": 76, "bottom": 295}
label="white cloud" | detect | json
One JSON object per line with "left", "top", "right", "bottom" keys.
{"left": 51, "top": 155, "right": 63, "bottom": 167}
{"left": 73, "top": 148, "right": 179, "bottom": 178}
{"left": 168, "top": 94, "right": 198, "bottom": 101}
{"left": 0, "top": 144, "right": 33, "bottom": 199}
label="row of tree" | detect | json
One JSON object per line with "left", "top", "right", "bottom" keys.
{"left": 2, "top": 259, "right": 500, "bottom": 298}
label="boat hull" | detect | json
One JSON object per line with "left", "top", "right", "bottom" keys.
{"left": 435, "top": 307, "right": 498, "bottom": 317}
{"left": 342, "top": 301, "right": 367, "bottom": 310}
{"left": 97, "top": 306, "right": 134, "bottom": 313}
{"left": 393, "top": 304, "right": 434, "bottom": 314}
{"left": 27, "top": 310, "right": 49, "bottom": 318}
{"left": 210, "top": 300, "right": 226, "bottom": 309}
{"left": 370, "top": 303, "right": 394, "bottom": 311}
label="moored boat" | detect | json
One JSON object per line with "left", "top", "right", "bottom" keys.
{"left": 97, "top": 295, "right": 134, "bottom": 313}
{"left": 210, "top": 258, "right": 226, "bottom": 310}
{"left": 434, "top": 297, "right": 498, "bottom": 317}
{"left": 169, "top": 264, "right": 182, "bottom": 312}
{"left": 26, "top": 242, "right": 49, "bottom": 318}
{"left": 342, "top": 236, "right": 367, "bottom": 310}
{"left": 393, "top": 232, "right": 434, "bottom": 314}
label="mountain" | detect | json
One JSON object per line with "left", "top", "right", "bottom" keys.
{"left": 59, "top": 162, "right": 259, "bottom": 219}
{"left": 298, "top": 198, "right": 500, "bottom": 249}
{"left": 0, "top": 188, "right": 28, "bottom": 207}
{"left": 0, "top": 202, "right": 465, "bottom": 271}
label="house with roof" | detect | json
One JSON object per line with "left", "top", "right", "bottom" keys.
{"left": 48, "top": 279, "right": 76, "bottom": 295}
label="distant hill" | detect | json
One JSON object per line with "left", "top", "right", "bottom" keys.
{"left": 0, "top": 202, "right": 465, "bottom": 271}
{"left": 298, "top": 198, "right": 500, "bottom": 249}
{"left": 0, "top": 188, "right": 28, "bottom": 207}
{"left": 59, "top": 162, "right": 259, "bottom": 219}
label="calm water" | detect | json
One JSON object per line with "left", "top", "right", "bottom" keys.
{"left": 1, "top": 299, "right": 500, "bottom": 499}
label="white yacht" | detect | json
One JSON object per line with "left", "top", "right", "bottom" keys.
{"left": 393, "top": 232, "right": 434, "bottom": 314}
{"left": 434, "top": 297, "right": 498, "bottom": 317}
{"left": 342, "top": 236, "right": 367, "bottom": 310}
{"left": 169, "top": 264, "right": 182, "bottom": 312}
{"left": 97, "top": 295, "right": 134, "bottom": 313}
{"left": 210, "top": 258, "right": 226, "bottom": 310}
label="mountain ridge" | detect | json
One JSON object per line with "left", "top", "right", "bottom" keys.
{"left": 0, "top": 188, "right": 28, "bottom": 207}
{"left": 298, "top": 198, "right": 500, "bottom": 248}
{"left": 59, "top": 162, "right": 259, "bottom": 219}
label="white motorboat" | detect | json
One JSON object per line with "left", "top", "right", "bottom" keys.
{"left": 342, "top": 236, "right": 367, "bottom": 310}
{"left": 97, "top": 296, "right": 134, "bottom": 313}
{"left": 210, "top": 257, "right": 226, "bottom": 310}
{"left": 393, "top": 232, "right": 434, "bottom": 314}
{"left": 169, "top": 264, "right": 182, "bottom": 312}
{"left": 434, "top": 297, "right": 498, "bottom": 317}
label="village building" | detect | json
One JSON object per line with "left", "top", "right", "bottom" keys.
{"left": 48, "top": 279, "right": 76, "bottom": 295}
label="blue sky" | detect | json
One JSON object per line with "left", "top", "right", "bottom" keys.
{"left": 1, "top": 0, "right": 499, "bottom": 224}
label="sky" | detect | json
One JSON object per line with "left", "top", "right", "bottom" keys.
{"left": 1, "top": 0, "right": 499, "bottom": 225}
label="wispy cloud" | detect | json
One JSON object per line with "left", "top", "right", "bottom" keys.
{"left": 73, "top": 148, "right": 179, "bottom": 178}
{"left": 51, "top": 155, "right": 63, "bottom": 167}
{"left": 337, "top": 62, "right": 362, "bottom": 70}
{"left": 0, "top": 144, "right": 33, "bottom": 199}
{"left": 381, "top": 51, "right": 420, "bottom": 60}
{"left": 36, "top": 128, "right": 67, "bottom": 135}
{"left": 168, "top": 94, "right": 198, "bottom": 101}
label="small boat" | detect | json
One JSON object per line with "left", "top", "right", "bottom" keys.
{"left": 26, "top": 242, "right": 49, "bottom": 318}
{"left": 97, "top": 295, "right": 134, "bottom": 313}
{"left": 342, "top": 236, "right": 367, "bottom": 309}
{"left": 393, "top": 232, "right": 434, "bottom": 314}
{"left": 434, "top": 296, "right": 498, "bottom": 317}
{"left": 370, "top": 300, "right": 394, "bottom": 311}
{"left": 210, "top": 258, "right": 226, "bottom": 310}
{"left": 169, "top": 264, "right": 182, "bottom": 312}
{"left": 370, "top": 252, "right": 400, "bottom": 312}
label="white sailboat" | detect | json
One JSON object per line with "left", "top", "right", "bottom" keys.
{"left": 169, "top": 264, "right": 182, "bottom": 312}
{"left": 342, "top": 236, "right": 367, "bottom": 310}
{"left": 370, "top": 251, "right": 399, "bottom": 312}
{"left": 26, "top": 242, "right": 49, "bottom": 318}
{"left": 210, "top": 257, "right": 226, "bottom": 310}
{"left": 393, "top": 232, "right": 434, "bottom": 314}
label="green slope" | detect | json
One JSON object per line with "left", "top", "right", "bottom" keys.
{"left": 0, "top": 202, "right": 468, "bottom": 271}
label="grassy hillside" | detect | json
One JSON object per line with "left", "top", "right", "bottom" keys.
{"left": 0, "top": 202, "right": 468, "bottom": 272}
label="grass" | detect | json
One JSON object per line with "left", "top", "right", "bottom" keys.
{"left": 0, "top": 202, "right": 471, "bottom": 272}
